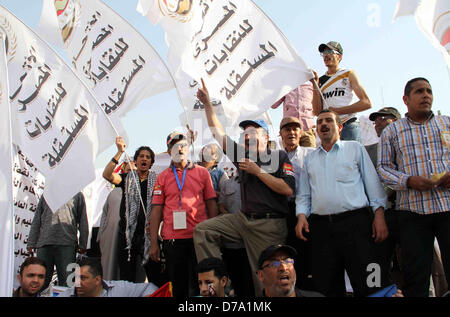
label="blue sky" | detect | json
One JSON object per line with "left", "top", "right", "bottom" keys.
{"left": 1, "top": 0, "right": 448, "bottom": 168}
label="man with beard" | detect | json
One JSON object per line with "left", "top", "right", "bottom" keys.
{"left": 193, "top": 79, "right": 296, "bottom": 296}
{"left": 13, "top": 257, "right": 46, "bottom": 297}
{"left": 295, "top": 109, "right": 388, "bottom": 297}
{"left": 257, "top": 245, "right": 324, "bottom": 297}
{"left": 103, "top": 137, "right": 166, "bottom": 286}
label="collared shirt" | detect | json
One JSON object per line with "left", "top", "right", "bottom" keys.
{"left": 296, "top": 140, "right": 386, "bottom": 217}
{"left": 59, "top": 280, "right": 158, "bottom": 297}
{"left": 378, "top": 113, "right": 450, "bottom": 215}
{"left": 151, "top": 163, "right": 216, "bottom": 240}
{"left": 286, "top": 146, "right": 315, "bottom": 201}
{"left": 271, "top": 82, "right": 315, "bottom": 130}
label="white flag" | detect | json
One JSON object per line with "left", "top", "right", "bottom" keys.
{"left": 11, "top": 145, "right": 46, "bottom": 291}
{"left": 38, "top": 0, "right": 175, "bottom": 140}
{"left": 0, "top": 5, "right": 116, "bottom": 212}
{"left": 393, "top": 0, "right": 450, "bottom": 68}
{"left": 0, "top": 33, "right": 15, "bottom": 297}
{"left": 137, "top": 0, "right": 312, "bottom": 144}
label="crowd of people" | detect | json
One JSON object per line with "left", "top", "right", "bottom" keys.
{"left": 16, "top": 41, "right": 449, "bottom": 298}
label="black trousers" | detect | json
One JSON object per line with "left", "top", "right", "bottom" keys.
{"left": 221, "top": 246, "right": 255, "bottom": 297}
{"left": 286, "top": 201, "right": 314, "bottom": 290}
{"left": 397, "top": 210, "right": 450, "bottom": 297}
{"left": 118, "top": 232, "right": 167, "bottom": 286}
{"left": 163, "top": 238, "right": 199, "bottom": 299}
{"left": 310, "top": 208, "right": 377, "bottom": 297}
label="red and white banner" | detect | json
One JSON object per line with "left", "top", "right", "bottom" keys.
{"left": 393, "top": 0, "right": 450, "bottom": 68}
{"left": 137, "top": 0, "right": 312, "bottom": 144}
{"left": 38, "top": 0, "right": 175, "bottom": 142}
{"left": 0, "top": 5, "right": 116, "bottom": 212}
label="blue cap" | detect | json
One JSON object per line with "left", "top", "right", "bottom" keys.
{"left": 239, "top": 119, "right": 269, "bottom": 134}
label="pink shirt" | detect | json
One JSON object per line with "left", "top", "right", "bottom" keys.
{"left": 271, "top": 82, "right": 315, "bottom": 130}
{"left": 152, "top": 163, "right": 216, "bottom": 240}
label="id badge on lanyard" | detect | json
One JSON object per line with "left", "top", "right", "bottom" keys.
{"left": 173, "top": 165, "right": 187, "bottom": 230}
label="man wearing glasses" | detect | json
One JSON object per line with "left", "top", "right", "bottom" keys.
{"left": 310, "top": 41, "right": 372, "bottom": 143}
{"left": 257, "top": 245, "right": 324, "bottom": 297}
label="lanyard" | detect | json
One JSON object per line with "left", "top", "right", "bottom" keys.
{"left": 173, "top": 164, "right": 188, "bottom": 208}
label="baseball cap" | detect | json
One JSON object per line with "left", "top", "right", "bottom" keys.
{"left": 166, "top": 132, "right": 187, "bottom": 149}
{"left": 257, "top": 244, "right": 297, "bottom": 269}
{"left": 279, "top": 117, "right": 302, "bottom": 130}
{"left": 239, "top": 119, "right": 269, "bottom": 134}
{"left": 318, "top": 41, "right": 343, "bottom": 55}
{"left": 369, "top": 107, "right": 401, "bottom": 121}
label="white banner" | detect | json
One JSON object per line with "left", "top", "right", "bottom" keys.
{"left": 0, "top": 5, "right": 116, "bottom": 212}
{"left": 393, "top": 0, "right": 450, "bottom": 68}
{"left": 38, "top": 0, "right": 175, "bottom": 141}
{"left": 137, "top": 0, "right": 312, "bottom": 144}
{"left": 0, "top": 33, "right": 15, "bottom": 297}
{"left": 11, "top": 145, "right": 46, "bottom": 291}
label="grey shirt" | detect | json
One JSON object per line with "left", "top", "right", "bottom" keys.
{"left": 27, "top": 192, "right": 89, "bottom": 249}
{"left": 59, "top": 280, "right": 158, "bottom": 297}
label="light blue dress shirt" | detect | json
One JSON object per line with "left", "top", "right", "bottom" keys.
{"left": 296, "top": 140, "right": 386, "bottom": 217}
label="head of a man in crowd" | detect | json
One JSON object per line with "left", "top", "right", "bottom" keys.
{"left": 239, "top": 119, "right": 270, "bottom": 154}
{"left": 403, "top": 77, "right": 433, "bottom": 120}
{"left": 279, "top": 117, "right": 303, "bottom": 152}
{"left": 316, "top": 109, "right": 342, "bottom": 145}
{"left": 369, "top": 107, "right": 401, "bottom": 137}
{"left": 197, "top": 257, "right": 229, "bottom": 297}
{"left": 17, "top": 257, "right": 46, "bottom": 297}
{"left": 257, "top": 245, "right": 297, "bottom": 298}
{"left": 198, "top": 143, "right": 222, "bottom": 170}
{"left": 75, "top": 257, "right": 104, "bottom": 297}
{"left": 167, "top": 132, "right": 189, "bottom": 164}
{"left": 318, "top": 41, "right": 343, "bottom": 69}
{"left": 133, "top": 146, "right": 155, "bottom": 174}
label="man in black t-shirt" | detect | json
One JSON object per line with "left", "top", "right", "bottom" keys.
{"left": 193, "top": 79, "right": 296, "bottom": 296}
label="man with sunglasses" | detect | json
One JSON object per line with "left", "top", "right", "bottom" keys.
{"left": 257, "top": 245, "right": 324, "bottom": 297}
{"left": 310, "top": 41, "right": 372, "bottom": 143}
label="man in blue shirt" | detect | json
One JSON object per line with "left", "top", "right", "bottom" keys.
{"left": 59, "top": 257, "right": 158, "bottom": 297}
{"left": 295, "top": 109, "right": 388, "bottom": 297}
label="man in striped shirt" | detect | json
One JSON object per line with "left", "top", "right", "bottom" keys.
{"left": 378, "top": 77, "right": 450, "bottom": 297}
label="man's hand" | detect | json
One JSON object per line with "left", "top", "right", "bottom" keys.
{"left": 197, "top": 78, "right": 211, "bottom": 106}
{"left": 295, "top": 214, "right": 309, "bottom": 241}
{"left": 150, "top": 244, "right": 160, "bottom": 263}
{"left": 238, "top": 159, "right": 261, "bottom": 175}
{"left": 435, "top": 172, "right": 450, "bottom": 189}
{"left": 77, "top": 248, "right": 87, "bottom": 254}
{"left": 186, "top": 124, "right": 198, "bottom": 145}
{"left": 116, "top": 136, "right": 126, "bottom": 153}
{"left": 309, "top": 70, "right": 319, "bottom": 85}
{"left": 407, "top": 176, "right": 435, "bottom": 191}
{"left": 372, "top": 209, "right": 389, "bottom": 243}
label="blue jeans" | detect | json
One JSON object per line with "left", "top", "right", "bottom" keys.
{"left": 340, "top": 120, "right": 362, "bottom": 143}
{"left": 37, "top": 245, "right": 76, "bottom": 289}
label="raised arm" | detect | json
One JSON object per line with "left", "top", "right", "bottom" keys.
{"left": 197, "top": 79, "right": 228, "bottom": 150}
{"left": 103, "top": 136, "right": 126, "bottom": 185}
{"left": 329, "top": 70, "right": 371, "bottom": 115}
{"left": 310, "top": 70, "right": 323, "bottom": 116}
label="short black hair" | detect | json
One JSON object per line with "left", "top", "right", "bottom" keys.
{"left": 197, "top": 258, "right": 228, "bottom": 280}
{"left": 77, "top": 257, "right": 103, "bottom": 278}
{"left": 404, "top": 77, "right": 430, "bottom": 96}
{"left": 19, "top": 257, "right": 46, "bottom": 276}
{"left": 134, "top": 146, "right": 155, "bottom": 169}
{"left": 317, "top": 109, "right": 341, "bottom": 124}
